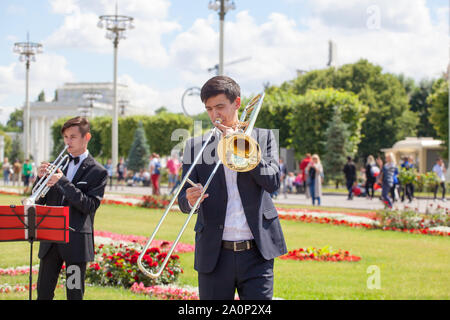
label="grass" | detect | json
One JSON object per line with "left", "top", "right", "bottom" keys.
{"left": 0, "top": 194, "right": 449, "bottom": 300}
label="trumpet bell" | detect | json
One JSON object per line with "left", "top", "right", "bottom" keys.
{"left": 217, "top": 132, "right": 261, "bottom": 172}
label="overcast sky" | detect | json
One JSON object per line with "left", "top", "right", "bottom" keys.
{"left": 0, "top": 0, "right": 448, "bottom": 124}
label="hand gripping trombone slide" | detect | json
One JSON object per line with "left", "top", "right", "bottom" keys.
{"left": 137, "top": 92, "right": 265, "bottom": 279}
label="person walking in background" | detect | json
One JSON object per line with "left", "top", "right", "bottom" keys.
{"left": 343, "top": 156, "right": 357, "bottom": 200}
{"left": 22, "top": 159, "right": 33, "bottom": 194}
{"left": 300, "top": 153, "right": 312, "bottom": 198}
{"left": 116, "top": 157, "right": 127, "bottom": 189}
{"left": 2, "top": 157, "right": 11, "bottom": 185}
{"left": 401, "top": 156, "right": 415, "bottom": 202}
{"left": 149, "top": 153, "right": 161, "bottom": 195}
{"left": 432, "top": 157, "right": 447, "bottom": 201}
{"left": 13, "top": 159, "right": 21, "bottom": 187}
{"left": 104, "top": 158, "right": 113, "bottom": 189}
{"left": 166, "top": 153, "right": 181, "bottom": 191}
{"left": 377, "top": 153, "right": 397, "bottom": 209}
{"left": 306, "top": 154, "right": 323, "bottom": 206}
{"left": 365, "top": 155, "right": 378, "bottom": 200}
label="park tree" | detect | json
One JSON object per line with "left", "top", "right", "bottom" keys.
{"left": 410, "top": 79, "right": 437, "bottom": 137}
{"left": 5, "top": 109, "right": 23, "bottom": 132}
{"left": 288, "top": 59, "right": 419, "bottom": 158}
{"left": 428, "top": 78, "right": 449, "bottom": 158}
{"left": 322, "top": 108, "right": 352, "bottom": 187}
{"left": 9, "top": 135, "right": 23, "bottom": 162}
{"left": 127, "top": 122, "right": 150, "bottom": 172}
{"left": 255, "top": 86, "right": 295, "bottom": 149}
{"left": 289, "top": 88, "right": 369, "bottom": 158}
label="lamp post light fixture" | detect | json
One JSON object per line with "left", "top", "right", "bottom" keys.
{"left": 13, "top": 34, "right": 43, "bottom": 160}
{"left": 98, "top": 4, "right": 134, "bottom": 170}
{"left": 208, "top": 0, "right": 236, "bottom": 76}
{"left": 118, "top": 99, "right": 129, "bottom": 116}
{"left": 81, "top": 91, "right": 103, "bottom": 118}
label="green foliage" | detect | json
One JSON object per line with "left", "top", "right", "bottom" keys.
{"left": 51, "top": 114, "right": 193, "bottom": 162}
{"left": 8, "top": 135, "right": 23, "bottom": 162}
{"left": 322, "top": 109, "right": 352, "bottom": 184}
{"left": 255, "top": 87, "right": 295, "bottom": 148}
{"left": 127, "top": 123, "right": 150, "bottom": 172}
{"left": 5, "top": 109, "right": 23, "bottom": 133}
{"left": 287, "top": 59, "right": 418, "bottom": 158}
{"left": 428, "top": 78, "right": 449, "bottom": 158}
{"left": 289, "top": 88, "right": 369, "bottom": 158}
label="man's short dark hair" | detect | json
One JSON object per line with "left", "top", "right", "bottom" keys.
{"left": 61, "top": 116, "right": 90, "bottom": 137}
{"left": 200, "top": 76, "right": 240, "bottom": 103}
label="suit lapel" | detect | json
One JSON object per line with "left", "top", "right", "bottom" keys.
{"left": 71, "top": 155, "right": 93, "bottom": 184}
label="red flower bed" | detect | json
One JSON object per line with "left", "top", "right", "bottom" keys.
{"left": 280, "top": 246, "right": 361, "bottom": 262}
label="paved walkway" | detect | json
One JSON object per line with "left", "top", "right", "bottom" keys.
{"left": 2, "top": 183, "right": 447, "bottom": 213}
{"left": 103, "top": 185, "right": 449, "bottom": 213}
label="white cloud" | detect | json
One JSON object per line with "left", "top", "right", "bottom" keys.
{"left": 307, "top": 0, "right": 433, "bottom": 33}
{"left": 46, "top": 0, "right": 180, "bottom": 68}
{"left": 118, "top": 74, "right": 189, "bottom": 114}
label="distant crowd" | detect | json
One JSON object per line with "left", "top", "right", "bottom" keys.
{"left": 274, "top": 153, "right": 447, "bottom": 208}
{"left": 103, "top": 152, "right": 182, "bottom": 196}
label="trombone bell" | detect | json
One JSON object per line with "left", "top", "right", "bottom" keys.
{"left": 217, "top": 132, "right": 261, "bottom": 172}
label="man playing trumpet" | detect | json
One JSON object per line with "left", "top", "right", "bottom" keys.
{"left": 35, "top": 117, "right": 107, "bottom": 300}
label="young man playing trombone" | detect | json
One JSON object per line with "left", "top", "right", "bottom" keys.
{"left": 178, "top": 76, "right": 287, "bottom": 300}
{"left": 35, "top": 117, "right": 107, "bottom": 300}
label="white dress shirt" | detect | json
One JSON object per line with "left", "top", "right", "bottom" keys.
{"left": 222, "top": 164, "right": 254, "bottom": 241}
{"left": 66, "top": 150, "right": 89, "bottom": 182}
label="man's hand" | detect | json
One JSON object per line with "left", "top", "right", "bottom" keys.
{"left": 186, "top": 183, "right": 209, "bottom": 207}
{"left": 38, "top": 162, "right": 50, "bottom": 178}
{"left": 46, "top": 168, "right": 63, "bottom": 187}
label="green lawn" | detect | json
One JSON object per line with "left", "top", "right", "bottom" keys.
{"left": 0, "top": 194, "right": 449, "bottom": 300}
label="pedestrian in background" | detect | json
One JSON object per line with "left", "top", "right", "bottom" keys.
{"left": 149, "top": 153, "right": 161, "bottom": 195}
{"left": 377, "top": 153, "right": 397, "bottom": 208}
{"left": 343, "top": 156, "right": 356, "bottom": 200}
{"left": 300, "top": 153, "right": 312, "bottom": 198}
{"left": 365, "top": 155, "right": 378, "bottom": 200}
{"left": 306, "top": 154, "right": 323, "bottom": 206}
{"left": 2, "top": 157, "right": 11, "bottom": 185}
{"left": 432, "top": 157, "right": 447, "bottom": 201}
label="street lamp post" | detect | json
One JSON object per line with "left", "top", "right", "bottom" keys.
{"left": 13, "top": 34, "right": 43, "bottom": 160}
{"left": 208, "top": 0, "right": 236, "bottom": 76}
{"left": 98, "top": 4, "right": 134, "bottom": 170}
{"left": 81, "top": 91, "right": 103, "bottom": 118}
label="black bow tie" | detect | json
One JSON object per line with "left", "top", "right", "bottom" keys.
{"left": 69, "top": 155, "right": 80, "bottom": 165}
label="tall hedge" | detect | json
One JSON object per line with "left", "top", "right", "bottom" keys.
{"left": 51, "top": 114, "right": 193, "bottom": 163}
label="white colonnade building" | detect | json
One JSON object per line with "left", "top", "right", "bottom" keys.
{"left": 29, "top": 82, "right": 150, "bottom": 165}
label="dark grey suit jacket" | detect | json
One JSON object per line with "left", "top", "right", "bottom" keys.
{"left": 36, "top": 154, "right": 107, "bottom": 263}
{"left": 178, "top": 128, "right": 287, "bottom": 273}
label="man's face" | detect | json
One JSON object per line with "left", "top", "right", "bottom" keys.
{"left": 204, "top": 93, "right": 241, "bottom": 129}
{"left": 63, "top": 126, "right": 90, "bottom": 156}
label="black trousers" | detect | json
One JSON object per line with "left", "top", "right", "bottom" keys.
{"left": 198, "top": 246, "right": 274, "bottom": 300}
{"left": 37, "top": 244, "right": 87, "bottom": 300}
{"left": 434, "top": 182, "right": 446, "bottom": 200}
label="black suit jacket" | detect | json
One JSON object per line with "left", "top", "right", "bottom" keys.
{"left": 178, "top": 128, "right": 287, "bottom": 273}
{"left": 36, "top": 154, "right": 107, "bottom": 263}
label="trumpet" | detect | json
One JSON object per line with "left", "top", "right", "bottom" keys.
{"left": 138, "top": 92, "right": 265, "bottom": 279}
{"left": 22, "top": 145, "right": 70, "bottom": 206}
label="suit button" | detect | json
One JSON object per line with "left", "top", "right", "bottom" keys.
{"left": 219, "top": 225, "right": 224, "bottom": 229}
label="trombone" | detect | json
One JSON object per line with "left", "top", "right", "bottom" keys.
{"left": 22, "top": 145, "right": 70, "bottom": 206}
{"left": 138, "top": 92, "right": 265, "bottom": 279}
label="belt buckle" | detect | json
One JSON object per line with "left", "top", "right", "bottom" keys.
{"left": 234, "top": 240, "right": 249, "bottom": 252}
